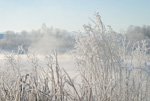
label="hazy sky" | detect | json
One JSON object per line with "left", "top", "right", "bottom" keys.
{"left": 0, "top": 0, "right": 150, "bottom": 33}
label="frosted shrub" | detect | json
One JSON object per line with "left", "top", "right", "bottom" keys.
{"left": 74, "top": 12, "right": 150, "bottom": 101}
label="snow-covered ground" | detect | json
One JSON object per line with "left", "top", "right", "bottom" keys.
{"left": 0, "top": 53, "right": 79, "bottom": 79}
{"left": 0, "top": 53, "right": 149, "bottom": 78}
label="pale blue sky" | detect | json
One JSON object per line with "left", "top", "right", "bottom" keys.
{"left": 0, "top": 0, "right": 150, "bottom": 32}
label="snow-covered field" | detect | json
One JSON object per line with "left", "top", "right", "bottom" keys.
{"left": 0, "top": 53, "right": 79, "bottom": 77}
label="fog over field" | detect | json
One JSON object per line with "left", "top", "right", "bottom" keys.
{"left": 0, "top": 24, "right": 76, "bottom": 54}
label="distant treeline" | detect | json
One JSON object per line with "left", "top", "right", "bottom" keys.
{"left": 126, "top": 25, "right": 150, "bottom": 41}
{"left": 0, "top": 24, "right": 150, "bottom": 53}
{"left": 0, "top": 24, "right": 76, "bottom": 54}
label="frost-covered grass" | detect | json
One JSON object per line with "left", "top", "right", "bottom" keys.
{"left": 0, "top": 51, "right": 81, "bottom": 101}
{"left": 73, "top": 12, "right": 150, "bottom": 101}
{"left": 0, "top": 13, "right": 150, "bottom": 101}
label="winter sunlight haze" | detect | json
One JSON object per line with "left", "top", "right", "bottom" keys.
{"left": 0, "top": 0, "right": 150, "bottom": 101}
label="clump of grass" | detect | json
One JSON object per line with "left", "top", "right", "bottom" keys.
{"left": 0, "top": 50, "right": 81, "bottom": 101}
{"left": 74, "top": 12, "right": 150, "bottom": 101}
